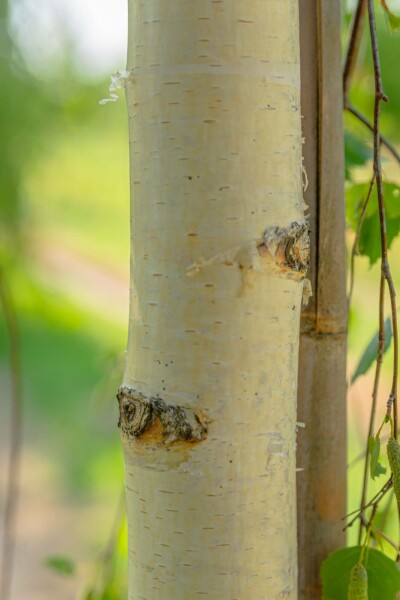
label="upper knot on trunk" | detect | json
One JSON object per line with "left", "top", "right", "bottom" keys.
{"left": 258, "top": 221, "right": 310, "bottom": 276}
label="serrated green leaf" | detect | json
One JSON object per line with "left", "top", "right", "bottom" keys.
{"left": 44, "top": 555, "right": 75, "bottom": 576}
{"left": 321, "top": 546, "right": 400, "bottom": 600}
{"left": 369, "top": 436, "right": 379, "bottom": 479}
{"left": 346, "top": 182, "right": 400, "bottom": 264}
{"left": 358, "top": 211, "right": 400, "bottom": 266}
{"left": 368, "top": 436, "right": 387, "bottom": 479}
{"left": 351, "top": 317, "right": 392, "bottom": 384}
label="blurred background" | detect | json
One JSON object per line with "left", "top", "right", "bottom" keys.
{"left": 0, "top": 0, "right": 400, "bottom": 598}
{"left": 0, "top": 0, "right": 129, "bottom": 597}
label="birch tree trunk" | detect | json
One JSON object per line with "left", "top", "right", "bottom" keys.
{"left": 119, "top": 2, "right": 308, "bottom": 598}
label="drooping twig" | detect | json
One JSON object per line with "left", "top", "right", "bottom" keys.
{"left": 0, "top": 267, "right": 22, "bottom": 600}
{"left": 343, "top": 0, "right": 367, "bottom": 103}
{"left": 358, "top": 270, "right": 385, "bottom": 544}
{"left": 343, "top": 0, "right": 400, "bottom": 167}
{"left": 351, "top": 0, "right": 400, "bottom": 545}
{"left": 344, "top": 0, "right": 400, "bottom": 548}
{"left": 366, "top": 0, "right": 398, "bottom": 441}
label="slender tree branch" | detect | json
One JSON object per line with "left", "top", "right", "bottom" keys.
{"left": 343, "top": 478, "right": 393, "bottom": 531}
{"left": 0, "top": 266, "right": 22, "bottom": 600}
{"left": 373, "top": 525, "right": 400, "bottom": 554}
{"left": 343, "top": 0, "right": 367, "bottom": 103}
{"left": 366, "top": 0, "right": 398, "bottom": 441}
{"left": 358, "top": 271, "right": 385, "bottom": 544}
{"left": 345, "top": 103, "right": 400, "bottom": 165}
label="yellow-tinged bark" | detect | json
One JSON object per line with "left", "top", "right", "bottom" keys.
{"left": 121, "top": 1, "right": 306, "bottom": 598}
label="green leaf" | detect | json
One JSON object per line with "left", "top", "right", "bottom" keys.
{"left": 368, "top": 436, "right": 387, "bottom": 480}
{"left": 388, "top": 11, "right": 400, "bottom": 30}
{"left": 374, "top": 461, "right": 387, "bottom": 478}
{"left": 382, "top": 0, "right": 400, "bottom": 31}
{"left": 345, "top": 132, "right": 372, "bottom": 181}
{"left": 351, "top": 317, "right": 392, "bottom": 384}
{"left": 321, "top": 546, "right": 400, "bottom": 600}
{"left": 359, "top": 209, "right": 400, "bottom": 266}
{"left": 346, "top": 182, "right": 400, "bottom": 265}
{"left": 44, "top": 555, "right": 75, "bottom": 576}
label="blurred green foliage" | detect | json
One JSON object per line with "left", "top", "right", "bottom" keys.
{"left": 0, "top": 0, "right": 129, "bottom": 596}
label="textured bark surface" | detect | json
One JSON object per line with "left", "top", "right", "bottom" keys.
{"left": 122, "top": 2, "right": 306, "bottom": 598}
{"left": 297, "top": 1, "right": 347, "bottom": 598}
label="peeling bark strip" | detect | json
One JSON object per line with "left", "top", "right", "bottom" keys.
{"left": 259, "top": 221, "right": 310, "bottom": 275}
{"left": 117, "top": 386, "right": 208, "bottom": 444}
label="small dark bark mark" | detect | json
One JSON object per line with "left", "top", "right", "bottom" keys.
{"left": 117, "top": 386, "right": 208, "bottom": 444}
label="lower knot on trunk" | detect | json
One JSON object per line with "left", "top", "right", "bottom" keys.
{"left": 117, "top": 386, "right": 208, "bottom": 445}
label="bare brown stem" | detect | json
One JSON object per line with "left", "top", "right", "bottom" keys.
{"left": 0, "top": 267, "right": 22, "bottom": 600}
{"left": 358, "top": 271, "right": 385, "bottom": 544}
{"left": 343, "top": 0, "right": 367, "bottom": 103}
{"left": 366, "top": 0, "right": 398, "bottom": 441}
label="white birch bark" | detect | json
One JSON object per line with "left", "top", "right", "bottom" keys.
{"left": 120, "top": 2, "right": 307, "bottom": 598}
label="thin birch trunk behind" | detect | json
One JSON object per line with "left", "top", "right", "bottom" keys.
{"left": 297, "top": 2, "right": 347, "bottom": 597}
{"left": 120, "top": 2, "right": 307, "bottom": 598}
